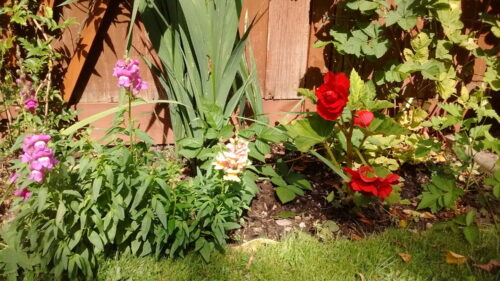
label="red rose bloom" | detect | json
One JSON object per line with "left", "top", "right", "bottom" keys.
{"left": 315, "top": 72, "right": 350, "bottom": 121}
{"left": 343, "top": 166, "right": 399, "bottom": 200}
{"left": 354, "top": 110, "right": 374, "bottom": 128}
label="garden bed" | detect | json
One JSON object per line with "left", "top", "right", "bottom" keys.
{"left": 234, "top": 158, "right": 498, "bottom": 242}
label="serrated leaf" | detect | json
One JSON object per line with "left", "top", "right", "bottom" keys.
{"left": 285, "top": 115, "right": 334, "bottom": 152}
{"left": 348, "top": 69, "right": 365, "bottom": 110}
{"left": 370, "top": 113, "right": 409, "bottom": 135}
{"left": 417, "top": 192, "right": 440, "bottom": 210}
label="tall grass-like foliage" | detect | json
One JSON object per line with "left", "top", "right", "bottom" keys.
{"left": 135, "top": 0, "right": 264, "bottom": 147}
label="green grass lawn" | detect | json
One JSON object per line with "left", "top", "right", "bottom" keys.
{"left": 99, "top": 227, "right": 499, "bottom": 281}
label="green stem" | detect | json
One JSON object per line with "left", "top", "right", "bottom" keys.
{"left": 127, "top": 91, "right": 135, "bottom": 158}
{"left": 354, "top": 148, "right": 369, "bottom": 167}
{"left": 323, "top": 142, "right": 341, "bottom": 169}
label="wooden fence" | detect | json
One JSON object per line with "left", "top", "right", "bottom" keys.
{"left": 3, "top": 0, "right": 497, "bottom": 143}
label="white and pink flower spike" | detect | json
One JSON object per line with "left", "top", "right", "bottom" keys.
{"left": 213, "top": 137, "right": 251, "bottom": 182}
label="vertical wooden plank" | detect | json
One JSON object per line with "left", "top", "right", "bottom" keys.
{"left": 61, "top": 0, "right": 109, "bottom": 102}
{"left": 240, "top": 0, "right": 269, "bottom": 93}
{"left": 76, "top": 1, "right": 162, "bottom": 103}
{"left": 265, "top": 0, "right": 311, "bottom": 99}
{"left": 304, "top": 0, "right": 335, "bottom": 89}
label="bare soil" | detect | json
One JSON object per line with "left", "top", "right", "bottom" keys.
{"left": 233, "top": 157, "right": 496, "bottom": 242}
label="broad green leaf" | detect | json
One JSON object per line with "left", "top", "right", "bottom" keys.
{"left": 417, "top": 192, "right": 440, "bottom": 210}
{"left": 92, "top": 177, "right": 103, "bottom": 202}
{"left": 431, "top": 174, "right": 456, "bottom": 191}
{"left": 155, "top": 201, "right": 168, "bottom": 228}
{"left": 285, "top": 115, "right": 334, "bottom": 152}
{"left": 370, "top": 113, "right": 409, "bottom": 135}
{"left": 275, "top": 186, "right": 296, "bottom": 204}
{"left": 348, "top": 69, "right": 365, "bottom": 110}
{"left": 141, "top": 212, "right": 152, "bottom": 240}
{"left": 436, "top": 40, "right": 453, "bottom": 60}
{"left": 463, "top": 225, "right": 479, "bottom": 244}
{"left": 465, "top": 210, "right": 475, "bottom": 226}
{"left": 88, "top": 231, "right": 104, "bottom": 253}
{"left": 56, "top": 201, "right": 67, "bottom": 226}
{"left": 131, "top": 178, "right": 151, "bottom": 210}
{"left": 61, "top": 100, "right": 184, "bottom": 135}
{"left": 439, "top": 103, "right": 463, "bottom": 117}
{"left": 37, "top": 187, "right": 48, "bottom": 213}
{"left": 410, "top": 32, "right": 431, "bottom": 62}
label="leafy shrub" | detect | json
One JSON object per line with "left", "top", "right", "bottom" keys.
{"left": 305, "top": 0, "right": 500, "bottom": 212}
{"left": 0, "top": 131, "right": 258, "bottom": 280}
{"left": 0, "top": 1, "right": 77, "bottom": 154}
{"left": 0, "top": 57, "right": 259, "bottom": 280}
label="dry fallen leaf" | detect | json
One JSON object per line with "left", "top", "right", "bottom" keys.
{"left": 356, "top": 272, "right": 366, "bottom": 281}
{"left": 445, "top": 250, "right": 467, "bottom": 264}
{"left": 403, "top": 209, "right": 437, "bottom": 219}
{"left": 246, "top": 255, "right": 254, "bottom": 269}
{"left": 350, "top": 233, "right": 363, "bottom": 240}
{"left": 473, "top": 260, "right": 500, "bottom": 272}
{"left": 234, "top": 238, "right": 278, "bottom": 253}
{"left": 359, "top": 217, "right": 374, "bottom": 225}
{"left": 392, "top": 240, "right": 408, "bottom": 249}
{"left": 398, "top": 219, "right": 408, "bottom": 228}
{"left": 433, "top": 153, "right": 447, "bottom": 163}
{"left": 398, "top": 252, "right": 412, "bottom": 263}
{"left": 291, "top": 164, "right": 306, "bottom": 171}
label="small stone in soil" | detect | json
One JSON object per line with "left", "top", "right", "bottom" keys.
{"left": 275, "top": 219, "right": 292, "bottom": 226}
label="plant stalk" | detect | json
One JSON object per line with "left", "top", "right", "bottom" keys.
{"left": 323, "top": 142, "right": 341, "bottom": 170}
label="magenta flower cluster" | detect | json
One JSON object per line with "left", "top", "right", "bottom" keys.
{"left": 16, "top": 75, "right": 38, "bottom": 112}
{"left": 20, "top": 134, "right": 58, "bottom": 183}
{"left": 112, "top": 59, "right": 147, "bottom": 94}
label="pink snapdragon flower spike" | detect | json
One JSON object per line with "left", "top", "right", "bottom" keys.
{"left": 30, "top": 148, "right": 58, "bottom": 170}
{"left": 24, "top": 98, "right": 38, "bottom": 111}
{"left": 18, "top": 133, "right": 57, "bottom": 183}
{"left": 113, "top": 59, "right": 148, "bottom": 94}
{"left": 22, "top": 134, "right": 51, "bottom": 154}
{"left": 213, "top": 138, "right": 251, "bottom": 182}
{"left": 14, "top": 188, "right": 31, "bottom": 201}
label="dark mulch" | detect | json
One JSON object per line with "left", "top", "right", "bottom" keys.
{"left": 233, "top": 155, "right": 493, "bottom": 242}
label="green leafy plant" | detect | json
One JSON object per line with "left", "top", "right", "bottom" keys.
{"left": 0, "top": 56, "right": 259, "bottom": 280}
{"left": 282, "top": 69, "right": 403, "bottom": 206}
{"left": 0, "top": 0, "right": 77, "bottom": 154}
{"left": 314, "top": 0, "right": 499, "bottom": 215}
{"left": 434, "top": 210, "right": 480, "bottom": 245}
{"left": 484, "top": 169, "right": 500, "bottom": 199}
{"left": 417, "top": 172, "right": 464, "bottom": 212}
{"left": 134, "top": 0, "right": 265, "bottom": 159}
